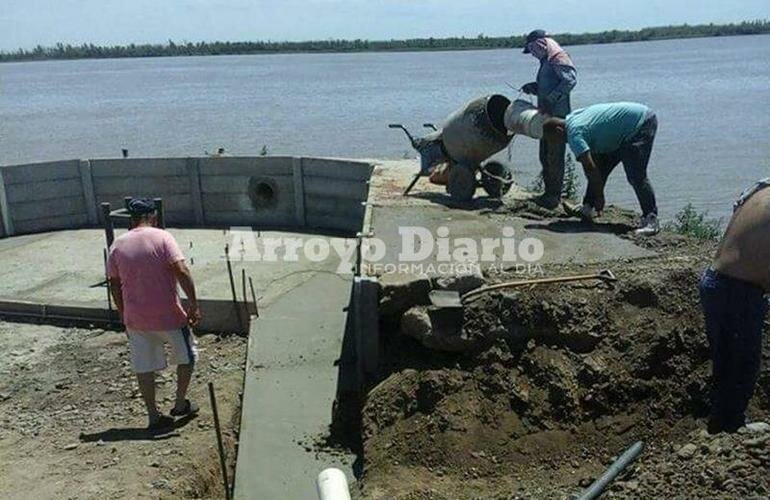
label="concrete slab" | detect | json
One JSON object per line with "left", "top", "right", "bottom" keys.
{"left": 0, "top": 228, "right": 351, "bottom": 310}
{"left": 235, "top": 272, "right": 356, "bottom": 500}
{"left": 364, "top": 160, "right": 654, "bottom": 284}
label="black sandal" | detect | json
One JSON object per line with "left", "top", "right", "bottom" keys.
{"left": 148, "top": 414, "right": 175, "bottom": 432}
{"left": 170, "top": 399, "right": 199, "bottom": 417}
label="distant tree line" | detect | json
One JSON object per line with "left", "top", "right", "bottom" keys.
{"left": 2, "top": 20, "right": 768, "bottom": 63}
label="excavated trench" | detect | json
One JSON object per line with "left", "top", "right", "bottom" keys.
{"left": 353, "top": 256, "right": 770, "bottom": 499}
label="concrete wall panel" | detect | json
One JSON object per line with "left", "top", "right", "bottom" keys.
{"left": 93, "top": 176, "right": 192, "bottom": 197}
{"left": 303, "top": 176, "right": 369, "bottom": 202}
{"left": 13, "top": 213, "right": 89, "bottom": 234}
{"left": 199, "top": 156, "right": 294, "bottom": 177}
{"left": 0, "top": 156, "right": 373, "bottom": 236}
{"left": 90, "top": 158, "right": 188, "bottom": 178}
{"left": 2, "top": 160, "right": 81, "bottom": 185}
{"left": 11, "top": 196, "right": 86, "bottom": 222}
{"left": 301, "top": 158, "right": 373, "bottom": 182}
{"left": 5, "top": 179, "right": 85, "bottom": 204}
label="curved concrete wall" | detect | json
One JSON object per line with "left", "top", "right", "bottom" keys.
{"left": 0, "top": 156, "right": 373, "bottom": 237}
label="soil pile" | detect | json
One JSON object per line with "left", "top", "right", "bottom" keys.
{"left": 360, "top": 250, "right": 770, "bottom": 499}
{"left": 606, "top": 423, "right": 770, "bottom": 498}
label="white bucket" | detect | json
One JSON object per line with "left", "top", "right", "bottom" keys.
{"left": 504, "top": 99, "right": 550, "bottom": 139}
{"left": 316, "top": 468, "right": 352, "bottom": 500}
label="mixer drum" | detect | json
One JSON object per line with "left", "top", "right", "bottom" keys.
{"left": 441, "top": 94, "right": 513, "bottom": 166}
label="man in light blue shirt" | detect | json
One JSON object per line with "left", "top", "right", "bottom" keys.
{"left": 542, "top": 102, "right": 659, "bottom": 235}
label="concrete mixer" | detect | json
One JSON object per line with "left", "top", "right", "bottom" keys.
{"left": 389, "top": 94, "right": 516, "bottom": 201}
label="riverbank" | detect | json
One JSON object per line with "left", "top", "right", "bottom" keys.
{"left": 3, "top": 20, "right": 768, "bottom": 63}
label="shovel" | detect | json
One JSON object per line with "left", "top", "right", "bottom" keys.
{"left": 429, "top": 269, "right": 617, "bottom": 309}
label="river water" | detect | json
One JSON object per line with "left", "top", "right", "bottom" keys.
{"left": 2, "top": 34, "right": 769, "bottom": 220}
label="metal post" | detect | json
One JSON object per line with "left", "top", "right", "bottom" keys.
{"left": 154, "top": 197, "right": 165, "bottom": 229}
{"left": 248, "top": 276, "right": 259, "bottom": 318}
{"left": 208, "top": 382, "right": 231, "bottom": 500}
{"left": 224, "top": 244, "right": 244, "bottom": 333}
{"left": 241, "top": 269, "right": 247, "bottom": 308}
{"left": 101, "top": 202, "right": 114, "bottom": 248}
{"left": 123, "top": 196, "right": 132, "bottom": 210}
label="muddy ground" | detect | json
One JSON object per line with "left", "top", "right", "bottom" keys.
{"left": 360, "top": 216, "right": 770, "bottom": 499}
{"left": 0, "top": 321, "right": 245, "bottom": 499}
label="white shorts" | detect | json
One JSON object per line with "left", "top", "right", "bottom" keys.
{"left": 126, "top": 327, "right": 198, "bottom": 374}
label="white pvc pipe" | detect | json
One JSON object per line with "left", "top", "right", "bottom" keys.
{"left": 316, "top": 468, "right": 352, "bottom": 500}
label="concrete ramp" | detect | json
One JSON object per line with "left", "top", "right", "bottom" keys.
{"left": 234, "top": 271, "right": 356, "bottom": 499}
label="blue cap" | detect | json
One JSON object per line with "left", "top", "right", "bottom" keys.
{"left": 127, "top": 198, "right": 156, "bottom": 216}
{"left": 523, "top": 29, "right": 547, "bottom": 53}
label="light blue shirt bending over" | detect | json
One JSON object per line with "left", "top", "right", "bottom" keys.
{"left": 566, "top": 102, "right": 650, "bottom": 157}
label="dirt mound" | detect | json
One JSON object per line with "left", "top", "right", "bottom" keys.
{"left": 361, "top": 256, "right": 770, "bottom": 499}
{"left": 607, "top": 423, "right": 770, "bottom": 498}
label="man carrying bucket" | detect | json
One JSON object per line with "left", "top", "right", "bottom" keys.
{"left": 521, "top": 29, "right": 577, "bottom": 209}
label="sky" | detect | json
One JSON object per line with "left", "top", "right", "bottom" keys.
{"left": 1, "top": 0, "right": 768, "bottom": 51}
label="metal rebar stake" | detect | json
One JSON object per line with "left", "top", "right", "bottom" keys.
{"left": 208, "top": 382, "right": 231, "bottom": 500}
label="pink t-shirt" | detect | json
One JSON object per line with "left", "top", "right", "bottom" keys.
{"left": 107, "top": 227, "right": 188, "bottom": 331}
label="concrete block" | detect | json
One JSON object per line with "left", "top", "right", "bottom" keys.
{"left": 303, "top": 176, "right": 369, "bottom": 202}
{"left": 90, "top": 158, "right": 188, "bottom": 178}
{"left": 301, "top": 158, "right": 373, "bottom": 182}
{"left": 6, "top": 178, "right": 84, "bottom": 204}
{"left": 10, "top": 196, "right": 86, "bottom": 222}
{"left": 199, "top": 156, "right": 293, "bottom": 177}
{"left": 93, "top": 176, "right": 192, "bottom": 197}
{"left": 186, "top": 158, "right": 205, "bottom": 225}
{"left": 79, "top": 160, "right": 98, "bottom": 225}
{"left": 1, "top": 160, "right": 81, "bottom": 185}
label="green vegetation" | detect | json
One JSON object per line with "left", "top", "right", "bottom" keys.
{"left": 665, "top": 203, "right": 723, "bottom": 240}
{"left": 2, "top": 20, "right": 768, "bottom": 62}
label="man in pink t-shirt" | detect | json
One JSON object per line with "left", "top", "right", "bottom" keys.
{"left": 108, "top": 198, "right": 202, "bottom": 431}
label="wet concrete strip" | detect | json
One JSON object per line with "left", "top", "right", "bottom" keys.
{"left": 234, "top": 271, "right": 356, "bottom": 499}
